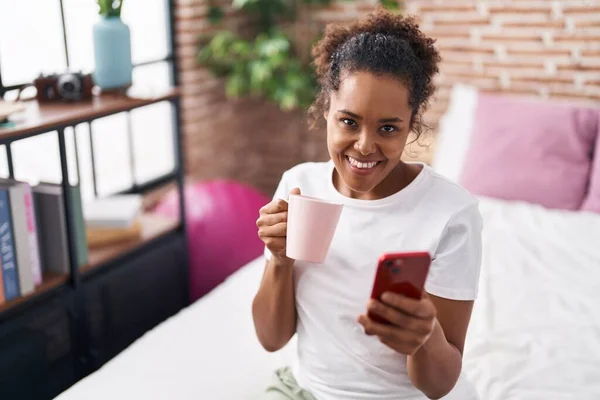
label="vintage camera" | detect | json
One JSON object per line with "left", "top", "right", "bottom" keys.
{"left": 34, "top": 72, "right": 94, "bottom": 102}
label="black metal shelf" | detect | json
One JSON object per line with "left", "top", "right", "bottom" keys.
{"left": 0, "top": 88, "right": 188, "bottom": 338}
{"left": 0, "top": 3, "right": 190, "bottom": 398}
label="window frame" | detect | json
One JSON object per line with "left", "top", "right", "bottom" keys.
{"left": 0, "top": 0, "right": 179, "bottom": 96}
{"left": 0, "top": 0, "right": 181, "bottom": 198}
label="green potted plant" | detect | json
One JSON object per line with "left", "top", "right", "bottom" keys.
{"left": 93, "top": 0, "right": 133, "bottom": 90}
{"left": 198, "top": 0, "right": 401, "bottom": 111}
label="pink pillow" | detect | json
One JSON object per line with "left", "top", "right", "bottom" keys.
{"left": 460, "top": 93, "right": 599, "bottom": 210}
{"left": 581, "top": 125, "right": 600, "bottom": 213}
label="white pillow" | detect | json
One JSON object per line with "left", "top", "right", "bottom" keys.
{"left": 431, "top": 84, "right": 479, "bottom": 182}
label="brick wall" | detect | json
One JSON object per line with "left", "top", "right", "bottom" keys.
{"left": 174, "top": 0, "right": 600, "bottom": 196}
{"left": 410, "top": 0, "right": 600, "bottom": 138}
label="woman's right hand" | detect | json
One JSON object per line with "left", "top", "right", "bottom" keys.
{"left": 257, "top": 188, "right": 300, "bottom": 263}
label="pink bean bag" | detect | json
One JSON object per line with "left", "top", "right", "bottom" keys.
{"left": 154, "top": 180, "right": 269, "bottom": 302}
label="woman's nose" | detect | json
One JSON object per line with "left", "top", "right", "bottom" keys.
{"left": 354, "top": 131, "right": 376, "bottom": 155}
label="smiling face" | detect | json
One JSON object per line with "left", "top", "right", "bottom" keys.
{"left": 325, "top": 71, "right": 414, "bottom": 200}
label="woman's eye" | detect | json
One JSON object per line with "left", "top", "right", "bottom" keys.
{"left": 341, "top": 118, "right": 357, "bottom": 127}
{"left": 380, "top": 125, "right": 397, "bottom": 134}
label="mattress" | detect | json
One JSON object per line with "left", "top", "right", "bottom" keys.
{"left": 55, "top": 197, "right": 600, "bottom": 400}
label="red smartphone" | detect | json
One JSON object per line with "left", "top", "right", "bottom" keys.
{"left": 368, "top": 252, "right": 432, "bottom": 325}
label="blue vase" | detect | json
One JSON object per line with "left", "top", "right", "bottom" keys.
{"left": 93, "top": 16, "right": 133, "bottom": 90}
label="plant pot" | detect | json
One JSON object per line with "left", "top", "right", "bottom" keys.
{"left": 92, "top": 16, "right": 133, "bottom": 90}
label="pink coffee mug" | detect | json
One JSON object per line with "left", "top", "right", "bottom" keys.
{"left": 286, "top": 194, "right": 343, "bottom": 263}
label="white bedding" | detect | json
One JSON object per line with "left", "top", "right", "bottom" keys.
{"left": 56, "top": 197, "right": 600, "bottom": 400}
{"left": 465, "top": 198, "right": 600, "bottom": 399}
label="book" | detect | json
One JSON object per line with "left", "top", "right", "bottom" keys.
{"left": 24, "top": 185, "right": 42, "bottom": 285}
{"left": 34, "top": 183, "right": 88, "bottom": 271}
{"left": 33, "top": 184, "right": 70, "bottom": 275}
{"left": 0, "top": 179, "right": 43, "bottom": 286}
{"left": 68, "top": 185, "right": 88, "bottom": 267}
{"left": 0, "top": 181, "right": 35, "bottom": 296}
{"left": 0, "top": 257, "right": 4, "bottom": 304}
{"left": 84, "top": 194, "right": 142, "bottom": 229}
{"left": 86, "top": 219, "right": 142, "bottom": 249}
{"left": 0, "top": 188, "right": 20, "bottom": 300}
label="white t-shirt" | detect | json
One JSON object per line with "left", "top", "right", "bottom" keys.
{"left": 264, "top": 161, "right": 483, "bottom": 400}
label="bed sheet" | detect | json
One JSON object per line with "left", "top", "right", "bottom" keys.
{"left": 55, "top": 197, "right": 600, "bottom": 400}
{"left": 55, "top": 255, "right": 289, "bottom": 400}
{"left": 464, "top": 197, "right": 600, "bottom": 399}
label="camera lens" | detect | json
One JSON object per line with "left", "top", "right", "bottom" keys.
{"left": 63, "top": 82, "right": 75, "bottom": 92}
{"left": 385, "top": 260, "right": 394, "bottom": 268}
{"left": 57, "top": 74, "right": 82, "bottom": 101}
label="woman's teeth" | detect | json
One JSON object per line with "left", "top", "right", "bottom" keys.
{"left": 347, "top": 156, "right": 379, "bottom": 169}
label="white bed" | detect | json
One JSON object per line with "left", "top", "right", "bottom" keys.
{"left": 55, "top": 195, "right": 600, "bottom": 400}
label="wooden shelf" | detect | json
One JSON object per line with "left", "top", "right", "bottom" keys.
{"left": 0, "top": 272, "right": 69, "bottom": 314}
{"left": 0, "top": 214, "right": 178, "bottom": 315}
{"left": 0, "top": 87, "right": 179, "bottom": 141}
{"left": 81, "top": 213, "right": 180, "bottom": 275}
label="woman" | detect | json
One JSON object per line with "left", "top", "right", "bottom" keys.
{"left": 253, "top": 9, "right": 482, "bottom": 400}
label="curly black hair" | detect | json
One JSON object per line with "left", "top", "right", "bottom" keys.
{"left": 308, "top": 8, "right": 441, "bottom": 139}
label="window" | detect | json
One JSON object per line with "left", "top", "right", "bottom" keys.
{"left": 0, "top": 0, "right": 177, "bottom": 201}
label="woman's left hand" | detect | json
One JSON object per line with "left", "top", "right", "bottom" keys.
{"left": 357, "top": 291, "right": 437, "bottom": 355}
